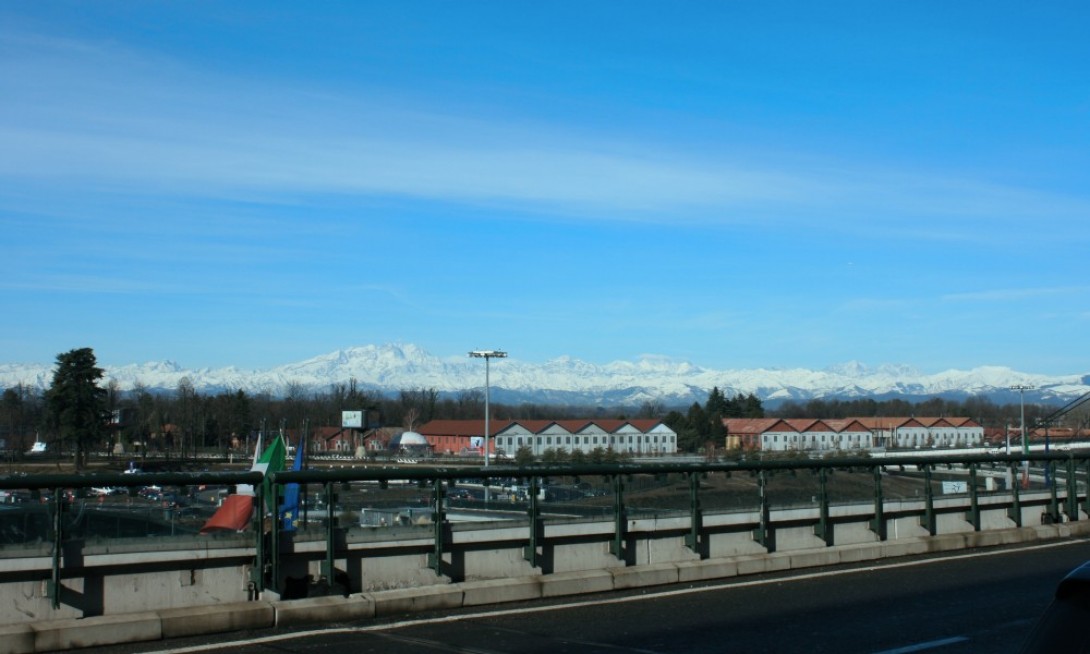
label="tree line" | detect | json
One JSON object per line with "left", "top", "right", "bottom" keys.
{"left": 2, "top": 348, "right": 1079, "bottom": 469}
{"left": 1, "top": 348, "right": 667, "bottom": 467}
{"left": 769, "top": 395, "right": 1063, "bottom": 429}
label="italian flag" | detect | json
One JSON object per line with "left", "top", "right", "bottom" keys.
{"left": 253, "top": 435, "right": 286, "bottom": 514}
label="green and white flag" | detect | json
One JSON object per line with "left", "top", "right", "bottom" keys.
{"left": 253, "top": 435, "right": 286, "bottom": 514}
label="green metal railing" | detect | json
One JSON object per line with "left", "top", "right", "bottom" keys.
{"left": 267, "top": 451, "right": 1090, "bottom": 587}
{"left": 0, "top": 470, "right": 263, "bottom": 608}
{"left": 3, "top": 451, "right": 1088, "bottom": 605}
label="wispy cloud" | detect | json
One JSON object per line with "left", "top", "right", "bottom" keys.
{"left": 0, "top": 275, "right": 193, "bottom": 295}
{"left": 4, "top": 30, "right": 1090, "bottom": 240}
{"left": 941, "top": 287, "right": 1085, "bottom": 302}
{"left": 840, "top": 297, "right": 916, "bottom": 311}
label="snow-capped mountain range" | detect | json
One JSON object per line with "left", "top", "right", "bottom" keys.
{"left": 2, "top": 343, "right": 1088, "bottom": 407}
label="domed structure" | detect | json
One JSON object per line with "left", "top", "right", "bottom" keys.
{"left": 400, "top": 431, "right": 428, "bottom": 447}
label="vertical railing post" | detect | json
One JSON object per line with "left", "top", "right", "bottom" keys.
{"left": 269, "top": 475, "right": 281, "bottom": 594}
{"left": 1008, "top": 462, "right": 1022, "bottom": 526}
{"left": 321, "top": 482, "right": 336, "bottom": 583}
{"left": 1065, "top": 455, "right": 1079, "bottom": 521}
{"left": 524, "top": 476, "right": 541, "bottom": 567}
{"left": 429, "top": 477, "right": 446, "bottom": 576}
{"left": 610, "top": 474, "right": 627, "bottom": 561}
{"left": 813, "top": 466, "right": 832, "bottom": 546}
{"left": 921, "top": 464, "right": 936, "bottom": 535}
{"left": 685, "top": 471, "right": 704, "bottom": 556}
{"left": 753, "top": 469, "right": 774, "bottom": 551}
{"left": 49, "top": 487, "right": 63, "bottom": 609}
{"left": 1083, "top": 459, "right": 1090, "bottom": 518}
{"left": 967, "top": 463, "right": 980, "bottom": 531}
{"left": 1048, "top": 460, "right": 1062, "bottom": 523}
{"left": 252, "top": 483, "right": 266, "bottom": 593}
{"left": 869, "top": 465, "right": 886, "bottom": 540}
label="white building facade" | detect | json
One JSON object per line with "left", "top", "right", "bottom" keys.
{"left": 724, "top": 417, "right": 982, "bottom": 453}
{"left": 492, "top": 419, "right": 677, "bottom": 457}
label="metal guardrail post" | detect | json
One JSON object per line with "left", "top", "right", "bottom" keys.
{"left": 1083, "top": 460, "right": 1090, "bottom": 518}
{"left": 753, "top": 469, "right": 773, "bottom": 551}
{"left": 49, "top": 487, "right": 63, "bottom": 610}
{"left": 921, "top": 464, "right": 936, "bottom": 535}
{"left": 269, "top": 478, "right": 281, "bottom": 594}
{"left": 524, "top": 476, "right": 541, "bottom": 567}
{"left": 967, "top": 463, "right": 980, "bottom": 531}
{"left": 252, "top": 483, "right": 265, "bottom": 592}
{"left": 869, "top": 465, "right": 886, "bottom": 540}
{"left": 813, "top": 466, "right": 832, "bottom": 546}
{"left": 1065, "top": 456, "right": 1079, "bottom": 521}
{"left": 321, "top": 482, "right": 337, "bottom": 582}
{"left": 429, "top": 478, "right": 446, "bottom": 575}
{"left": 1048, "top": 461, "right": 1062, "bottom": 523}
{"left": 1008, "top": 462, "right": 1022, "bottom": 526}
{"left": 685, "top": 471, "right": 704, "bottom": 556}
{"left": 610, "top": 474, "right": 627, "bottom": 561}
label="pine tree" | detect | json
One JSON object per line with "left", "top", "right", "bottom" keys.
{"left": 46, "top": 347, "right": 108, "bottom": 470}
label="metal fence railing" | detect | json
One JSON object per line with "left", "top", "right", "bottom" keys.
{"left": 2, "top": 452, "right": 1088, "bottom": 605}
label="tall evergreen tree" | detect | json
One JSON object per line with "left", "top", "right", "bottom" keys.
{"left": 46, "top": 347, "right": 108, "bottom": 469}
{"left": 705, "top": 387, "right": 728, "bottom": 417}
{"left": 704, "top": 387, "right": 729, "bottom": 448}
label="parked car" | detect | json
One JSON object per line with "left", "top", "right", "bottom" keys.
{"left": 1020, "top": 561, "right": 1090, "bottom": 653}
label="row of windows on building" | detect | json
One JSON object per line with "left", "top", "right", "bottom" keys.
{"left": 488, "top": 431, "right": 676, "bottom": 456}
{"left": 763, "top": 430, "right": 981, "bottom": 451}
{"left": 893, "top": 432, "right": 981, "bottom": 447}
{"left": 497, "top": 433, "right": 676, "bottom": 449}
{"left": 765, "top": 433, "right": 872, "bottom": 449}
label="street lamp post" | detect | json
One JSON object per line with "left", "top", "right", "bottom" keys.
{"left": 1010, "top": 384, "right": 1034, "bottom": 489}
{"left": 469, "top": 350, "right": 507, "bottom": 468}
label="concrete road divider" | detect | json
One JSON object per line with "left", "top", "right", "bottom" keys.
{"left": 33, "top": 612, "right": 161, "bottom": 652}
{"left": 366, "top": 585, "right": 464, "bottom": 617}
{"left": 275, "top": 595, "right": 375, "bottom": 627}
{"left": 611, "top": 563, "right": 679, "bottom": 590}
{"left": 0, "top": 624, "right": 34, "bottom": 654}
{"left": 457, "top": 576, "right": 543, "bottom": 607}
{"left": 540, "top": 569, "right": 614, "bottom": 598}
{"left": 159, "top": 601, "right": 275, "bottom": 639}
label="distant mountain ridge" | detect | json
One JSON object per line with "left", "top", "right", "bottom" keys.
{"left": 1, "top": 343, "right": 1087, "bottom": 407}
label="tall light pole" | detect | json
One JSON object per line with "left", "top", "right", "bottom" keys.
{"left": 1010, "top": 384, "right": 1034, "bottom": 489}
{"left": 469, "top": 350, "right": 506, "bottom": 468}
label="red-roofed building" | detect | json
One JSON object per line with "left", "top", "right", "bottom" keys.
{"left": 417, "top": 419, "right": 678, "bottom": 458}
{"left": 723, "top": 416, "right": 983, "bottom": 452}
{"left": 851, "top": 417, "right": 983, "bottom": 449}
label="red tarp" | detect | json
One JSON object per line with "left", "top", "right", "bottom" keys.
{"left": 199, "top": 495, "right": 255, "bottom": 534}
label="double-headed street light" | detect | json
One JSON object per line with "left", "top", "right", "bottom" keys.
{"left": 1010, "top": 384, "right": 1034, "bottom": 454}
{"left": 1010, "top": 384, "right": 1034, "bottom": 489}
{"left": 469, "top": 350, "right": 507, "bottom": 468}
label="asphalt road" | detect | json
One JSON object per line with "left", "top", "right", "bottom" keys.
{"left": 93, "top": 539, "right": 1090, "bottom": 654}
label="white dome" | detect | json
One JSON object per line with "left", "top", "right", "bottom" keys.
{"left": 400, "top": 431, "right": 428, "bottom": 446}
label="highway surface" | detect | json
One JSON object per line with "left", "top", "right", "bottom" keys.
{"left": 93, "top": 539, "right": 1090, "bottom": 654}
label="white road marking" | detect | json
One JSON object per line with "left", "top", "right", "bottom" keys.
{"left": 147, "top": 538, "right": 1089, "bottom": 654}
{"left": 871, "top": 636, "right": 970, "bottom": 653}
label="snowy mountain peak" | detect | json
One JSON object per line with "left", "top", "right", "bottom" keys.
{"left": 825, "top": 361, "right": 870, "bottom": 376}
{"left": 1, "top": 343, "right": 1087, "bottom": 407}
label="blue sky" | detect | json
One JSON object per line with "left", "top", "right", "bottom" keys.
{"left": 2, "top": 2, "right": 1089, "bottom": 376}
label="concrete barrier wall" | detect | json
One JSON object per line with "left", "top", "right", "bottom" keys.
{"left": 2, "top": 522, "right": 1089, "bottom": 653}
{"left": 0, "top": 489, "right": 1079, "bottom": 636}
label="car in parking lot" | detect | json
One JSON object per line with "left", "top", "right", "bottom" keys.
{"left": 1020, "top": 560, "right": 1090, "bottom": 652}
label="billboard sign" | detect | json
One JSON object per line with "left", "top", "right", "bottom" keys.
{"left": 941, "top": 481, "right": 968, "bottom": 494}
{"left": 342, "top": 410, "right": 364, "bottom": 429}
